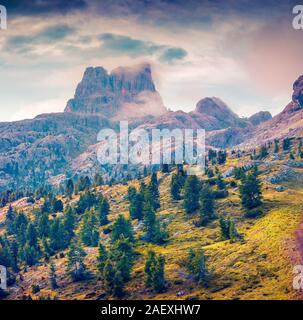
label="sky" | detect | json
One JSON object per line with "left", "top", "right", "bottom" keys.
{"left": 0, "top": 0, "right": 303, "bottom": 121}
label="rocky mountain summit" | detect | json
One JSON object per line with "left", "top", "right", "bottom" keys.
{"left": 65, "top": 63, "right": 167, "bottom": 120}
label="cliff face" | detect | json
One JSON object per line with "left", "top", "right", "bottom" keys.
{"left": 65, "top": 63, "right": 167, "bottom": 119}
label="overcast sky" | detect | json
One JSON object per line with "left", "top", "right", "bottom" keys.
{"left": 0, "top": 0, "right": 302, "bottom": 121}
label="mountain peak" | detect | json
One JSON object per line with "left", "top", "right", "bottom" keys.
{"left": 64, "top": 63, "right": 165, "bottom": 119}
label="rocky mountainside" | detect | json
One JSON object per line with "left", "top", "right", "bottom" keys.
{"left": 0, "top": 64, "right": 301, "bottom": 192}
{"left": 65, "top": 63, "right": 167, "bottom": 120}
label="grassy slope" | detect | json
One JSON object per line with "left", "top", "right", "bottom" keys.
{"left": 3, "top": 156, "right": 303, "bottom": 300}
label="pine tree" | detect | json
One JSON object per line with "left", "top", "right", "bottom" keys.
{"left": 198, "top": 185, "right": 215, "bottom": 226}
{"left": 239, "top": 171, "right": 262, "bottom": 210}
{"left": 258, "top": 145, "right": 268, "bottom": 159}
{"left": 219, "top": 215, "right": 229, "bottom": 239}
{"left": 80, "top": 210, "right": 99, "bottom": 247}
{"left": 66, "top": 238, "right": 87, "bottom": 281}
{"left": 283, "top": 138, "right": 291, "bottom": 151}
{"left": 144, "top": 251, "right": 166, "bottom": 292}
{"left": 65, "top": 179, "right": 74, "bottom": 199}
{"left": 63, "top": 206, "right": 76, "bottom": 243}
{"left": 103, "top": 259, "right": 116, "bottom": 295}
{"left": 98, "top": 198, "right": 110, "bottom": 225}
{"left": 217, "top": 150, "right": 227, "bottom": 164}
{"left": 129, "top": 191, "right": 144, "bottom": 220}
{"left": 148, "top": 173, "right": 160, "bottom": 210}
{"left": 97, "top": 242, "right": 107, "bottom": 275}
{"left": 183, "top": 175, "right": 200, "bottom": 214}
{"left": 153, "top": 255, "right": 166, "bottom": 293}
{"left": 49, "top": 219, "right": 66, "bottom": 251}
{"left": 274, "top": 139, "right": 279, "bottom": 153}
{"left": 111, "top": 215, "right": 134, "bottom": 242}
{"left": 93, "top": 173, "right": 104, "bottom": 187}
{"left": 186, "top": 249, "right": 209, "bottom": 286}
{"left": 37, "top": 212, "right": 50, "bottom": 238}
{"left": 216, "top": 174, "right": 225, "bottom": 190}
{"left": 144, "top": 250, "right": 156, "bottom": 287}
{"left": 49, "top": 262, "right": 58, "bottom": 289}
{"left": 6, "top": 205, "right": 16, "bottom": 235}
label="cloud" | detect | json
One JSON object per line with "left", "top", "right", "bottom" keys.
{"left": 6, "top": 24, "right": 75, "bottom": 52}
{"left": 99, "top": 33, "right": 187, "bottom": 63}
{"left": 159, "top": 48, "right": 187, "bottom": 63}
{"left": 1, "top": 0, "right": 87, "bottom": 16}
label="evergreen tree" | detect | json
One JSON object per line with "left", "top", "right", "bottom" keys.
{"left": 161, "top": 164, "right": 169, "bottom": 173}
{"left": 97, "top": 242, "right": 107, "bottom": 276}
{"left": 66, "top": 238, "right": 87, "bottom": 281}
{"left": 217, "top": 150, "right": 227, "bottom": 165}
{"left": 53, "top": 199, "right": 63, "bottom": 213}
{"left": 216, "top": 174, "right": 225, "bottom": 190}
{"left": 258, "top": 145, "right": 268, "bottom": 159}
{"left": 6, "top": 205, "right": 16, "bottom": 235}
{"left": 80, "top": 210, "right": 100, "bottom": 247}
{"left": 144, "top": 250, "right": 156, "bottom": 287}
{"left": 148, "top": 173, "right": 160, "bottom": 210}
{"left": 274, "top": 139, "right": 279, "bottom": 153}
{"left": 49, "top": 219, "right": 66, "bottom": 251}
{"left": 93, "top": 173, "right": 104, "bottom": 187}
{"left": 63, "top": 206, "right": 76, "bottom": 243}
{"left": 199, "top": 185, "right": 216, "bottom": 226}
{"left": 207, "top": 168, "right": 214, "bottom": 178}
{"left": 144, "top": 251, "right": 166, "bottom": 292}
{"left": 153, "top": 255, "right": 166, "bottom": 293}
{"left": 65, "top": 179, "right": 74, "bottom": 199}
{"left": 49, "top": 262, "right": 58, "bottom": 289}
{"left": 98, "top": 198, "right": 110, "bottom": 225}
{"left": 103, "top": 259, "right": 116, "bottom": 295}
{"left": 283, "top": 138, "right": 291, "bottom": 151}
{"left": 127, "top": 186, "right": 137, "bottom": 203}
{"left": 186, "top": 249, "right": 209, "bottom": 286}
{"left": 183, "top": 176, "right": 200, "bottom": 214}
{"left": 129, "top": 191, "right": 144, "bottom": 220}
{"left": 37, "top": 212, "right": 50, "bottom": 238}
{"left": 111, "top": 215, "right": 134, "bottom": 242}
{"left": 143, "top": 202, "right": 168, "bottom": 244}
{"left": 239, "top": 171, "right": 262, "bottom": 210}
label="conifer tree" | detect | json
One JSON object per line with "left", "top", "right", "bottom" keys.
{"left": 144, "top": 250, "right": 156, "bottom": 287}
{"left": 37, "top": 212, "right": 50, "bottom": 238}
{"left": 129, "top": 191, "right": 144, "bottom": 220}
{"left": 111, "top": 215, "right": 134, "bottom": 242}
{"left": 66, "top": 238, "right": 87, "bottom": 281}
{"left": 97, "top": 242, "right": 107, "bottom": 275}
{"left": 274, "top": 139, "right": 279, "bottom": 153}
{"left": 49, "top": 219, "right": 66, "bottom": 251}
{"left": 183, "top": 175, "right": 200, "bottom": 214}
{"left": 186, "top": 249, "right": 209, "bottom": 286}
{"left": 80, "top": 210, "right": 100, "bottom": 247}
{"left": 148, "top": 173, "right": 160, "bottom": 210}
{"left": 216, "top": 174, "right": 225, "bottom": 190}
{"left": 199, "top": 185, "right": 215, "bottom": 226}
{"left": 93, "top": 173, "right": 104, "bottom": 187}
{"left": 49, "top": 262, "right": 58, "bottom": 289}
{"left": 239, "top": 171, "right": 262, "bottom": 210}
{"left": 6, "top": 205, "right": 16, "bottom": 235}
{"left": 144, "top": 251, "right": 166, "bottom": 292}
{"left": 65, "top": 179, "right": 74, "bottom": 199}
{"left": 63, "top": 206, "right": 76, "bottom": 243}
